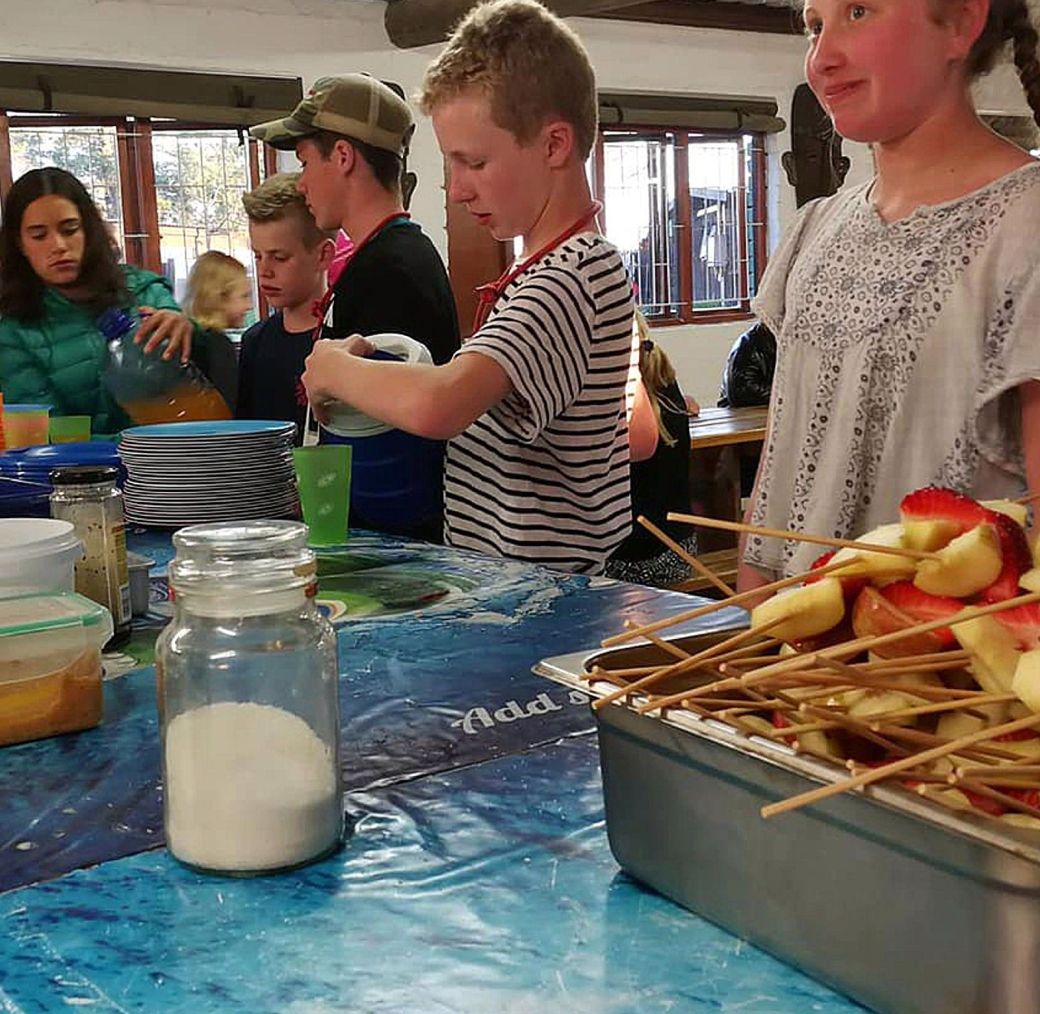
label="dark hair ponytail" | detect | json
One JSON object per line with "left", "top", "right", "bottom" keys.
{"left": 966, "top": 0, "right": 1040, "bottom": 127}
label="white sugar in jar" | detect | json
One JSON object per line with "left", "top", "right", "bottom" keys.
{"left": 156, "top": 521, "right": 342, "bottom": 874}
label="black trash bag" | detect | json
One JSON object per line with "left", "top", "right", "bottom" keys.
{"left": 718, "top": 322, "right": 776, "bottom": 408}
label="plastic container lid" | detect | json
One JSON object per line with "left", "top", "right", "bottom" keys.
{"left": 0, "top": 518, "right": 81, "bottom": 561}
{"left": 3, "top": 403, "right": 52, "bottom": 414}
{"left": 0, "top": 590, "right": 112, "bottom": 640}
{"left": 50, "top": 465, "right": 120, "bottom": 485}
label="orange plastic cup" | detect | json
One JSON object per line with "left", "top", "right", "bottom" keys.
{"left": 3, "top": 404, "right": 52, "bottom": 448}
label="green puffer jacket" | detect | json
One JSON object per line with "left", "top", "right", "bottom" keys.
{"left": 0, "top": 265, "right": 191, "bottom": 435}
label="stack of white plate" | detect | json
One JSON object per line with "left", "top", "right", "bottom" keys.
{"left": 118, "top": 421, "right": 299, "bottom": 527}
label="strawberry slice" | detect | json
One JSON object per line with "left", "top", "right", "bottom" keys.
{"left": 879, "top": 581, "right": 961, "bottom": 648}
{"left": 899, "top": 486, "right": 989, "bottom": 533}
{"left": 805, "top": 549, "right": 867, "bottom": 601}
{"left": 993, "top": 602, "right": 1040, "bottom": 651}
{"left": 979, "top": 512, "right": 1032, "bottom": 603}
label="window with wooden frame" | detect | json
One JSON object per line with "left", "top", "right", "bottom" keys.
{"left": 592, "top": 127, "right": 766, "bottom": 325}
{"left": 0, "top": 113, "right": 278, "bottom": 328}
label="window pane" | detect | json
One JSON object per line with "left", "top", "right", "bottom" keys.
{"left": 687, "top": 135, "right": 744, "bottom": 311}
{"left": 9, "top": 122, "right": 124, "bottom": 248}
{"left": 601, "top": 131, "right": 678, "bottom": 318}
{"left": 151, "top": 130, "right": 258, "bottom": 328}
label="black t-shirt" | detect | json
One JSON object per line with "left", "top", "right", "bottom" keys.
{"left": 236, "top": 313, "right": 313, "bottom": 444}
{"left": 330, "top": 219, "right": 460, "bottom": 364}
{"left": 611, "top": 380, "right": 692, "bottom": 562}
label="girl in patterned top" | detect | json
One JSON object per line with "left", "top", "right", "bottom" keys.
{"left": 739, "top": 0, "right": 1040, "bottom": 591}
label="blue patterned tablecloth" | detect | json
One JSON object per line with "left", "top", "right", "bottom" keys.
{"left": 0, "top": 531, "right": 862, "bottom": 1012}
{"left": 0, "top": 737, "right": 861, "bottom": 1013}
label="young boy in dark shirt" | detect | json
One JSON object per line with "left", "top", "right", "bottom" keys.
{"left": 237, "top": 173, "right": 333, "bottom": 442}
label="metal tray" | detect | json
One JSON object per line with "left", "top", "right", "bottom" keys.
{"left": 535, "top": 630, "right": 1040, "bottom": 1014}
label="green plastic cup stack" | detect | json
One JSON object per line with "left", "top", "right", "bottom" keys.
{"left": 49, "top": 416, "right": 92, "bottom": 444}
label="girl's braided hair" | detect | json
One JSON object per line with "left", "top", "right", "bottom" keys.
{"left": 960, "top": 0, "right": 1040, "bottom": 126}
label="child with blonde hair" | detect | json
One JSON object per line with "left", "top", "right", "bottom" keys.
{"left": 301, "top": 0, "right": 635, "bottom": 573}
{"left": 183, "top": 250, "right": 247, "bottom": 412}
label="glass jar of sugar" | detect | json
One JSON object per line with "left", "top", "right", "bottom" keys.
{"left": 156, "top": 520, "right": 342, "bottom": 875}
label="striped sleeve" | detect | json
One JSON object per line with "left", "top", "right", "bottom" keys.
{"left": 459, "top": 264, "right": 594, "bottom": 442}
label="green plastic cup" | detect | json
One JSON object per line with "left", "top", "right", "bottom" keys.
{"left": 293, "top": 445, "right": 351, "bottom": 546}
{"left": 49, "top": 415, "right": 92, "bottom": 444}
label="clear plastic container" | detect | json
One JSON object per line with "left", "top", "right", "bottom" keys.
{"left": 0, "top": 518, "right": 83, "bottom": 594}
{"left": 49, "top": 466, "right": 131, "bottom": 642}
{"left": 98, "top": 308, "right": 231, "bottom": 425}
{"left": 156, "top": 520, "right": 342, "bottom": 875}
{"left": 0, "top": 591, "right": 112, "bottom": 747}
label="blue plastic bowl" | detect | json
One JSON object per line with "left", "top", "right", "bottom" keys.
{"left": 0, "top": 476, "right": 51, "bottom": 517}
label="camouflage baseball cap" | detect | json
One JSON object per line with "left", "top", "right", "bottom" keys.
{"left": 250, "top": 74, "right": 414, "bottom": 156}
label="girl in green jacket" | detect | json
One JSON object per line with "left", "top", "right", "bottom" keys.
{"left": 0, "top": 167, "right": 196, "bottom": 436}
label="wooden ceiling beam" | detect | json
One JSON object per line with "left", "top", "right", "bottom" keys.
{"left": 385, "top": 0, "right": 652, "bottom": 49}
{"left": 589, "top": 1, "right": 803, "bottom": 35}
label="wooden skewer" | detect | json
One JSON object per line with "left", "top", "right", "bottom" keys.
{"left": 859, "top": 653, "right": 971, "bottom": 675}
{"left": 955, "top": 763, "right": 1040, "bottom": 779}
{"left": 760, "top": 712, "right": 1040, "bottom": 819}
{"left": 593, "top": 621, "right": 784, "bottom": 711}
{"left": 636, "top": 515, "right": 736, "bottom": 598}
{"left": 1014, "top": 491, "right": 1040, "bottom": 506}
{"left": 639, "top": 628, "right": 691, "bottom": 662}
{"left": 666, "top": 511, "right": 941, "bottom": 561}
{"left": 600, "top": 557, "right": 856, "bottom": 648}
{"left": 631, "top": 623, "right": 789, "bottom": 715}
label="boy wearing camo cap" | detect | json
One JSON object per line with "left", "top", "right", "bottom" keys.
{"left": 251, "top": 73, "right": 459, "bottom": 539}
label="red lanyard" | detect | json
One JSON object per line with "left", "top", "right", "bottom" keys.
{"left": 311, "top": 212, "right": 412, "bottom": 339}
{"left": 472, "top": 201, "right": 602, "bottom": 333}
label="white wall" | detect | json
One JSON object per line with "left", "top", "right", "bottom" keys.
{"left": 0, "top": 0, "right": 1031, "bottom": 407}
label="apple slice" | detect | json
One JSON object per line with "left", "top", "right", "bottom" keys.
{"left": 847, "top": 689, "right": 927, "bottom": 726}
{"left": 952, "top": 613, "right": 1021, "bottom": 695}
{"left": 750, "top": 577, "right": 845, "bottom": 643}
{"left": 900, "top": 486, "right": 988, "bottom": 549}
{"left": 981, "top": 499, "right": 1029, "bottom": 528}
{"left": 1012, "top": 648, "right": 1040, "bottom": 713}
{"left": 1021, "top": 569, "right": 1040, "bottom": 593}
{"left": 851, "top": 586, "right": 949, "bottom": 658}
{"left": 913, "top": 523, "right": 1003, "bottom": 598}
{"left": 829, "top": 523, "right": 918, "bottom": 580}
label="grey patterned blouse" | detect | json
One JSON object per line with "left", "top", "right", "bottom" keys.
{"left": 746, "top": 161, "right": 1040, "bottom": 579}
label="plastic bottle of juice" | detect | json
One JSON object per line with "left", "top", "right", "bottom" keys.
{"left": 98, "top": 309, "right": 231, "bottom": 425}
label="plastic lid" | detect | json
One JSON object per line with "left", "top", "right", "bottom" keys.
{"left": 50, "top": 465, "right": 120, "bottom": 486}
{"left": 0, "top": 590, "right": 112, "bottom": 639}
{"left": 0, "top": 518, "right": 81, "bottom": 559}
{"left": 3, "top": 404, "right": 52, "bottom": 414}
{"left": 96, "top": 307, "right": 137, "bottom": 340}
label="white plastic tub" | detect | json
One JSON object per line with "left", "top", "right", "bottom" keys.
{"left": 0, "top": 518, "right": 83, "bottom": 594}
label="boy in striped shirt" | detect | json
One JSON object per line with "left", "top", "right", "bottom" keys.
{"left": 302, "top": 0, "right": 635, "bottom": 573}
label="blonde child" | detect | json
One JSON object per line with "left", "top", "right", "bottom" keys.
{"left": 739, "top": 0, "right": 1040, "bottom": 591}
{"left": 238, "top": 173, "right": 334, "bottom": 441}
{"left": 183, "top": 251, "right": 248, "bottom": 412}
{"left": 300, "top": 0, "right": 635, "bottom": 573}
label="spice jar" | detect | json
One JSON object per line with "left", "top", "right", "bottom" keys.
{"left": 155, "top": 520, "right": 342, "bottom": 875}
{"left": 49, "top": 466, "right": 131, "bottom": 643}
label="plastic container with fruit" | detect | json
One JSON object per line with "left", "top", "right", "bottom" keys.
{"left": 0, "top": 591, "right": 112, "bottom": 747}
